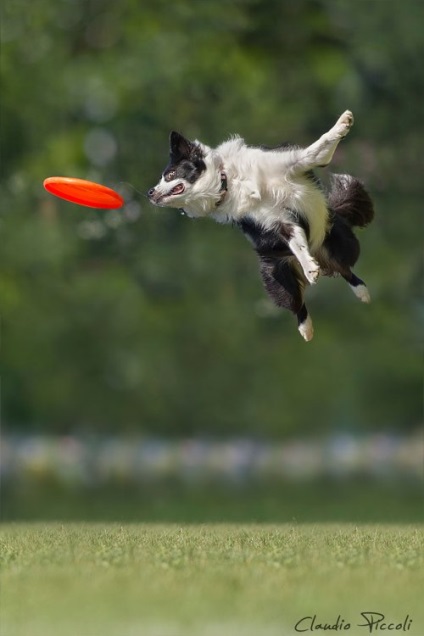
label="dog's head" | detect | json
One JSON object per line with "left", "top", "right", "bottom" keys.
{"left": 147, "top": 131, "right": 223, "bottom": 216}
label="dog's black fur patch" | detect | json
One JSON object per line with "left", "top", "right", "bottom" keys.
{"left": 239, "top": 211, "right": 311, "bottom": 257}
{"left": 165, "top": 131, "right": 206, "bottom": 184}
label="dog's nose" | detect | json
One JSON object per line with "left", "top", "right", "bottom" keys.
{"left": 147, "top": 188, "right": 155, "bottom": 198}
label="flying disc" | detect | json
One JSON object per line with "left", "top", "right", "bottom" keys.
{"left": 43, "top": 177, "right": 124, "bottom": 209}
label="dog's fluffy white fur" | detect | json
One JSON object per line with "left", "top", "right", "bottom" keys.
{"left": 185, "top": 135, "right": 329, "bottom": 253}
{"left": 152, "top": 111, "right": 353, "bottom": 249}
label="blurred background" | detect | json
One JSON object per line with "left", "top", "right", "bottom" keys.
{"left": 1, "top": 0, "right": 422, "bottom": 523}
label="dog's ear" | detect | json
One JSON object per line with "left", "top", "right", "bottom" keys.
{"left": 169, "top": 131, "right": 193, "bottom": 161}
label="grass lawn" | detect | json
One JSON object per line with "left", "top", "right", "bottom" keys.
{"left": 1, "top": 523, "right": 423, "bottom": 636}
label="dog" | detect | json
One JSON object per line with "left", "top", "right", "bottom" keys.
{"left": 148, "top": 111, "right": 374, "bottom": 341}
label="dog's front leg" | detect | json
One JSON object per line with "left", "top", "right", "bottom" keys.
{"left": 279, "top": 224, "right": 320, "bottom": 284}
{"left": 292, "top": 110, "right": 354, "bottom": 171}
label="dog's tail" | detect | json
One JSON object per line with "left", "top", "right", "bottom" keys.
{"left": 328, "top": 173, "right": 374, "bottom": 228}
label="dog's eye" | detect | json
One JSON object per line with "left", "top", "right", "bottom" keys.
{"left": 165, "top": 171, "right": 176, "bottom": 182}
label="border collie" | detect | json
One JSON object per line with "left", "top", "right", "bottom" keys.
{"left": 148, "top": 111, "right": 374, "bottom": 341}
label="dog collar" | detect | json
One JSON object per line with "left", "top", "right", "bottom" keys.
{"left": 179, "top": 170, "right": 228, "bottom": 215}
{"left": 216, "top": 171, "right": 228, "bottom": 207}
{"left": 215, "top": 170, "right": 228, "bottom": 208}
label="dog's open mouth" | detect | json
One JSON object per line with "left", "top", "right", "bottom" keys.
{"left": 169, "top": 183, "right": 185, "bottom": 197}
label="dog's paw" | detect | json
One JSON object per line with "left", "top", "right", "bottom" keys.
{"left": 335, "top": 110, "right": 354, "bottom": 138}
{"left": 352, "top": 283, "right": 371, "bottom": 303}
{"left": 304, "top": 259, "right": 320, "bottom": 285}
{"left": 298, "top": 316, "right": 314, "bottom": 342}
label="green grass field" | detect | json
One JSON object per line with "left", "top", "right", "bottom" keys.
{"left": 1, "top": 523, "right": 423, "bottom": 636}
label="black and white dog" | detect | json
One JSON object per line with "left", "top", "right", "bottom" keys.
{"left": 148, "top": 111, "right": 374, "bottom": 341}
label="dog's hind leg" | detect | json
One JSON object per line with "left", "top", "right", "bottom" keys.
{"left": 342, "top": 270, "right": 371, "bottom": 303}
{"left": 321, "top": 215, "right": 370, "bottom": 302}
{"left": 291, "top": 111, "right": 354, "bottom": 172}
{"left": 259, "top": 256, "right": 314, "bottom": 341}
{"left": 296, "top": 303, "right": 314, "bottom": 342}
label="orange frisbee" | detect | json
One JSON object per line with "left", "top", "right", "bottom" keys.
{"left": 43, "top": 177, "right": 124, "bottom": 209}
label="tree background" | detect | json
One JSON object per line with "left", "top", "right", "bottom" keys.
{"left": 1, "top": 0, "right": 422, "bottom": 439}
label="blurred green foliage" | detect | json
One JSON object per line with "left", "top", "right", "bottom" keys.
{"left": 1, "top": 0, "right": 422, "bottom": 436}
